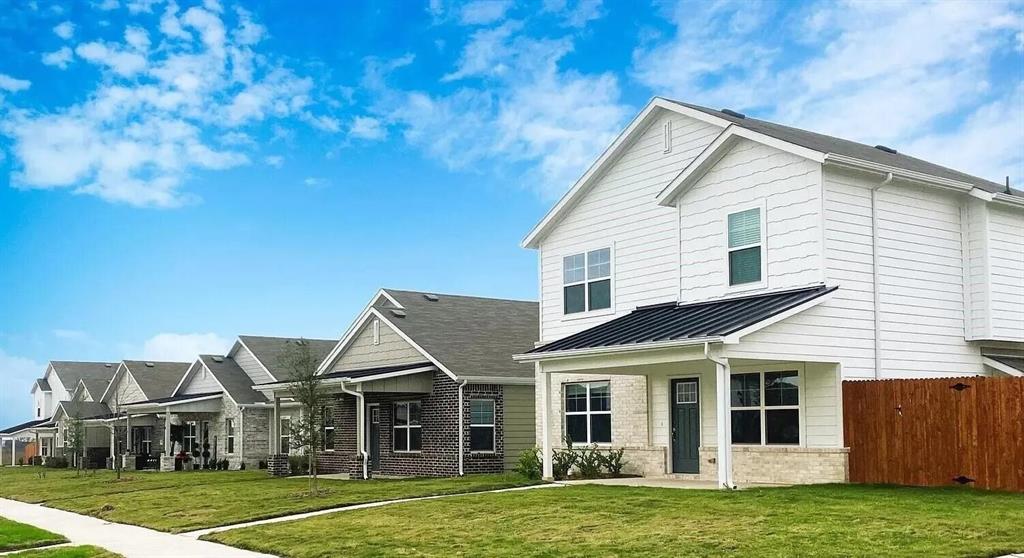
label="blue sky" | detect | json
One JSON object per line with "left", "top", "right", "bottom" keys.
{"left": 0, "top": 0, "right": 1021, "bottom": 425}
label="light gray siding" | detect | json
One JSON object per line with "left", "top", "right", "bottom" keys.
{"left": 330, "top": 319, "right": 425, "bottom": 372}
{"left": 234, "top": 345, "right": 274, "bottom": 385}
{"left": 502, "top": 384, "right": 536, "bottom": 471}
{"left": 988, "top": 204, "right": 1024, "bottom": 340}
{"left": 104, "top": 367, "right": 147, "bottom": 405}
{"left": 180, "top": 362, "right": 222, "bottom": 395}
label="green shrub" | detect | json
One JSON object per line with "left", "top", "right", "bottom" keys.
{"left": 288, "top": 454, "right": 309, "bottom": 476}
{"left": 575, "top": 445, "right": 604, "bottom": 479}
{"left": 44, "top": 456, "right": 68, "bottom": 469}
{"left": 600, "top": 447, "right": 627, "bottom": 476}
{"left": 551, "top": 448, "right": 577, "bottom": 481}
{"left": 515, "top": 447, "right": 543, "bottom": 480}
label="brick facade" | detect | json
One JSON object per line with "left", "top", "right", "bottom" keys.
{"left": 323, "top": 371, "right": 508, "bottom": 478}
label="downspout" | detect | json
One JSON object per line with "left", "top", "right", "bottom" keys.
{"left": 704, "top": 342, "right": 736, "bottom": 490}
{"left": 458, "top": 379, "right": 468, "bottom": 476}
{"left": 339, "top": 382, "right": 368, "bottom": 480}
{"left": 871, "top": 172, "right": 893, "bottom": 379}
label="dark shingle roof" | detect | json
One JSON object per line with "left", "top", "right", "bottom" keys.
{"left": 238, "top": 335, "right": 337, "bottom": 380}
{"left": 664, "top": 99, "right": 1021, "bottom": 196}
{"left": 50, "top": 361, "right": 117, "bottom": 395}
{"left": 321, "top": 362, "right": 435, "bottom": 381}
{"left": 985, "top": 355, "right": 1024, "bottom": 374}
{"left": 0, "top": 418, "right": 51, "bottom": 435}
{"left": 57, "top": 401, "right": 113, "bottom": 420}
{"left": 35, "top": 378, "right": 51, "bottom": 392}
{"left": 123, "top": 361, "right": 191, "bottom": 400}
{"left": 529, "top": 285, "right": 836, "bottom": 354}
{"left": 125, "top": 392, "right": 222, "bottom": 406}
{"left": 199, "top": 355, "right": 268, "bottom": 404}
{"left": 376, "top": 289, "right": 538, "bottom": 380}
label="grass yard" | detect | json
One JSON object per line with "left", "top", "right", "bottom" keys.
{"left": 205, "top": 484, "right": 1024, "bottom": 558}
{"left": 0, "top": 517, "right": 67, "bottom": 552}
{"left": 0, "top": 466, "right": 538, "bottom": 533}
{"left": 8, "top": 545, "right": 123, "bottom": 558}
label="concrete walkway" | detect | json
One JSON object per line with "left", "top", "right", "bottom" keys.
{"left": 183, "top": 482, "right": 565, "bottom": 538}
{"left": 0, "top": 498, "right": 276, "bottom": 558}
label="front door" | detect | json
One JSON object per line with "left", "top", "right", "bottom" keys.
{"left": 368, "top": 405, "right": 381, "bottom": 471}
{"left": 671, "top": 378, "right": 700, "bottom": 474}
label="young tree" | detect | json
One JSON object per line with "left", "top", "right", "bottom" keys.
{"left": 278, "top": 338, "right": 325, "bottom": 497}
{"left": 64, "top": 413, "right": 86, "bottom": 477}
{"left": 103, "top": 378, "right": 134, "bottom": 480}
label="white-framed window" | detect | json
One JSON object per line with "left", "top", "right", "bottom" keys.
{"left": 280, "top": 416, "right": 291, "bottom": 454}
{"left": 730, "top": 371, "right": 800, "bottom": 445}
{"left": 727, "top": 206, "right": 764, "bottom": 287}
{"left": 469, "top": 399, "right": 495, "bottom": 453}
{"left": 564, "top": 381, "right": 611, "bottom": 444}
{"left": 183, "top": 421, "right": 197, "bottom": 454}
{"left": 322, "top": 406, "right": 335, "bottom": 451}
{"left": 393, "top": 401, "right": 422, "bottom": 452}
{"left": 225, "top": 418, "right": 235, "bottom": 454}
{"left": 372, "top": 319, "right": 380, "bottom": 345}
{"left": 563, "top": 247, "right": 612, "bottom": 315}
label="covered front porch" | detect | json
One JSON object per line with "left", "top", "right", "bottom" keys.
{"left": 123, "top": 392, "right": 226, "bottom": 471}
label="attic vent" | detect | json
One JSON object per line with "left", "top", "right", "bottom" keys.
{"left": 721, "top": 108, "right": 746, "bottom": 119}
{"left": 874, "top": 145, "right": 897, "bottom": 154}
{"left": 390, "top": 309, "right": 407, "bottom": 318}
{"left": 212, "top": 356, "right": 224, "bottom": 363}
{"left": 145, "top": 362, "right": 155, "bottom": 367}
{"left": 423, "top": 294, "right": 439, "bottom": 302}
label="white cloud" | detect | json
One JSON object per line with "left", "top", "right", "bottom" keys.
{"left": 136, "top": 332, "right": 231, "bottom": 361}
{"left": 0, "top": 74, "right": 31, "bottom": 93}
{"left": 42, "top": 47, "right": 74, "bottom": 69}
{"left": 303, "top": 176, "right": 325, "bottom": 186}
{"left": 543, "top": 0, "right": 604, "bottom": 27}
{"left": 2, "top": 5, "right": 337, "bottom": 208}
{"left": 632, "top": 0, "right": 1024, "bottom": 183}
{"left": 459, "top": 0, "right": 513, "bottom": 25}
{"left": 0, "top": 348, "right": 45, "bottom": 427}
{"left": 53, "top": 20, "right": 75, "bottom": 39}
{"left": 264, "top": 154, "right": 283, "bottom": 167}
{"left": 53, "top": 329, "right": 90, "bottom": 341}
{"left": 349, "top": 115, "right": 386, "bottom": 140}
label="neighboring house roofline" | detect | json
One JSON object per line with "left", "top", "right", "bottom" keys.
{"left": 172, "top": 358, "right": 236, "bottom": 405}
{"left": 316, "top": 288, "right": 408, "bottom": 374}
{"left": 233, "top": 337, "right": 278, "bottom": 383}
{"left": 100, "top": 362, "right": 148, "bottom": 403}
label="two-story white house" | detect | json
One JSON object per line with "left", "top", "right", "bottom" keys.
{"left": 515, "top": 98, "right": 1024, "bottom": 486}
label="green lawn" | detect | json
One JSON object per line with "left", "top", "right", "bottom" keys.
{"left": 205, "top": 484, "right": 1024, "bottom": 558}
{"left": 0, "top": 517, "right": 67, "bottom": 552}
{"left": 0, "top": 466, "right": 539, "bottom": 533}
{"left": 9, "top": 545, "right": 123, "bottom": 558}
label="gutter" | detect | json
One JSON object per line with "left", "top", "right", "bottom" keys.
{"left": 457, "top": 379, "right": 468, "bottom": 476}
{"left": 823, "top": 154, "right": 974, "bottom": 193}
{"left": 513, "top": 336, "right": 722, "bottom": 363}
{"left": 340, "top": 382, "right": 368, "bottom": 480}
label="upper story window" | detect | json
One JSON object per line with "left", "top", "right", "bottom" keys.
{"left": 727, "top": 208, "right": 763, "bottom": 286}
{"left": 563, "top": 248, "right": 611, "bottom": 314}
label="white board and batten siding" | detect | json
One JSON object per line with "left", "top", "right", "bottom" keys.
{"left": 329, "top": 319, "right": 425, "bottom": 372}
{"left": 233, "top": 345, "right": 275, "bottom": 386}
{"left": 537, "top": 110, "right": 722, "bottom": 343}
{"left": 179, "top": 361, "right": 222, "bottom": 395}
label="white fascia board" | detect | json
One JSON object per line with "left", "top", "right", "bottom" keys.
{"left": 991, "top": 192, "right": 1024, "bottom": 209}
{"left": 459, "top": 375, "right": 535, "bottom": 385}
{"left": 172, "top": 359, "right": 202, "bottom": 397}
{"left": 823, "top": 154, "right": 975, "bottom": 193}
{"left": 197, "top": 358, "right": 235, "bottom": 406}
{"left": 98, "top": 362, "right": 127, "bottom": 403}
{"left": 521, "top": 98, "right": 728, "bottom": 249}
{"left": 513, "top": 336, "right": 722, "bottom": 363}
{"left": 656, "top": 125, "right": 827, "bottom": 207}
{"left": 371, "top": 309, "right": 461, "bottom": 382}
{"left": 343, "top": 365, "right": 438, "bottom": 383}
{"left": 721, "top": 288, "right": 837, "bottom": 343}
{"left": 236, "top": 337, "right": 278, "bottom": 383}
{"left": 983, "top": 357, "right": 1024, "bottom": 377}
{"left": 316, "top": 288, "right": 404, "bottom": 375}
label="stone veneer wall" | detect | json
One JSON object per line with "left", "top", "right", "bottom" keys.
{"left": 692, "top": 446, "right": 849, "bottom": 484}
{"left": 325, "top": 372, "right": 507, "bottom": 478}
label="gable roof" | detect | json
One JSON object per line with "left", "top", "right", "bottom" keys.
{"left": 197, "top": 355, "right": 268, "bottom": 404}
{"left": 322, "top": 289, "right": 538, "bottom": 382}
{"left": 54, "top": 400, "right": 113, "bottom": 421}
{"left": 48, "top": 361, "right": 117, "bottom": 395}
{"left": 522, "top": 97, "right": 1020, "bottom": 248}
{"left": 520, "top": 285, "right": 836, "bottom": 359}
{"left": 237, "top": 335, "right": 337, "bottom": 381}
{"left": 121, "top": 361, "right": 190, "bottom": 400}
{"left": 34, "top": 378, "right": 51, "bottom": 392}
{"left": 0, "top": 418, "right": 52, "bottom": 436}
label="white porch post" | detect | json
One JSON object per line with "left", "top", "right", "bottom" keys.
{"left": 539, "top": 363, "right": 553, "bottom": 480}
{"left": 125, "top": 413, "right": 131, "bottom": 455}
{"left": 272, "top": 396, "right": 281, "bottom": 454}
{"left": 714, "top": 358, "right": 734, "bottom": 489}
{"left": 109, "top": 428, "right": 115, "bottom": 463}
{"left": 163, "top": 408, "right": 171, "bottom": 455}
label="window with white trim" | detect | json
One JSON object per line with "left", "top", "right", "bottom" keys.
{"left": 564, "top": 381, "right": 611, "bottom": 444}
{"left": 730, "top": 371, "right": 800, "bottom": 445}
{"left": 280, "top": 416, "right": 291, "bottom": 454}
{"left": 470, "top": 399, "right": 495, "bottom": 452}
{"left": 225, "top": 418, "right": 235, "bottom": 454}
{"left": 322, "top": 406, "right": 335, "bottom": 451}
{"left": 563, "top": 248, "right": 611, "bottom": 314}
{"left": 183, "top": 421, "right": 197, "bottom": 453}
{"left": 727, "top": 207, "right": 762, "bottom": 286}
{"left": 393, "top": 401, "right": 422, "bottom": 452}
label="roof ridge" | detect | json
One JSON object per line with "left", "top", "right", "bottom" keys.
{"left": 382, "top": 288, "right": 538, "bottom": 304}
{"left": 238, "top": 334, "right": 337, "bottom": 342}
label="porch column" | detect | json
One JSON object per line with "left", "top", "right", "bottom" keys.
{"left": 163, "top": 408, "right": 171, "bottom": 455}
{"left": 539, "top": 363, "right": 553, "bottom": 480}
{"left": 714, "top": 358, "right": 734, "bottom": 489}
{"left": 9, "top": 438, "right": 14, "bottom": 466}
{"left": 125, "top": 413, "right": 131, "bottom": 455}
{"left": 272, "top": 396, "right": 281, "bottom": 453}
{"left": 109, "top": 428, "right": 115, "bottom": 463}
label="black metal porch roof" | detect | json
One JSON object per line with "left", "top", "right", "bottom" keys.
{"left": 528, "top": 285, "right": 837, "bottom": 354}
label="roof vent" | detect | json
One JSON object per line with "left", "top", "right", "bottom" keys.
{"left": 104, "top": 363, "right": 112, "bottom": 368}
{"left": 390, "top": 309, "right": 407, "bottom": 318}
{"left": 874, "top": 145, "right": 897, "bottom": 154}
{"left": 212, "top": 356, "right": 224, "bottom": 363}
{"left": 720, "top": 108, "right": 745, "bottom": 119}
{"left": 423, "top": 294, "right": 439, "bottom": 302}
{"left": 145, "top": 362, "right": 154, "bottom": 367}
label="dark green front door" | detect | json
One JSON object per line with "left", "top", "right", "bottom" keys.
{"left": 671, "top": 378, "right": 700, "bottom": 474}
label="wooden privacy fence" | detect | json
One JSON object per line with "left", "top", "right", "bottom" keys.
{"left": 843, "top": 376, "right": 1024, "bottom": 492}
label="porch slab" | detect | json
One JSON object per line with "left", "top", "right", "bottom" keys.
{"left": 560, "top": 477, "right": 783, "bottom": 490}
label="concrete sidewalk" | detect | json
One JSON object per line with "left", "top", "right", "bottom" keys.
{"left": 0, "top": 498, "right": 277, "bottom": 558}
